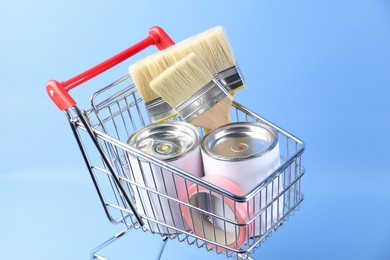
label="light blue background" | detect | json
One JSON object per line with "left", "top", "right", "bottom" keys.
{"left": 1, "top": 0, "right": 390, "bottom": 259}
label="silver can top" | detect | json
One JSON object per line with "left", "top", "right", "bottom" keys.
{"left": 127, "top": 121, "right": 201, "bottom": 161}
{"left": 201, "top": 122, "right": 278, "bottom": 161}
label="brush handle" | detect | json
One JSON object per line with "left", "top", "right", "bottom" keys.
{"left": 47, "top": 26, "right": 174, "bottom": 111}
{"left": 190, "top": 96, "right": 233, "bottom": 130}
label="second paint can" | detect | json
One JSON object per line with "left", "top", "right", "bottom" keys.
{"left": 201, "top": 122, "right": 283, "bottom": 237}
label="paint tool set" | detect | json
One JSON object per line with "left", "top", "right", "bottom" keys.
{"left": 46, "top": 26, "right": 305, "bottom": 259}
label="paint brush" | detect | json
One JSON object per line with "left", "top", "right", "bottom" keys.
{"left": 150, "top": 53, "right": 233, "bottom": 130}
{"left": 130, "top": 52, "right": 178, "bottom": 122}
{"left": 130, "top": 26, "right": 242, "bottom": 123}
{"left": 162, "top": 26, "right": 244, "bottom": 94}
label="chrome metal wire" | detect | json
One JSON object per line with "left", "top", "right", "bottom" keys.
{"left": 66, "top": 75, "right": 305, "bottom": 260}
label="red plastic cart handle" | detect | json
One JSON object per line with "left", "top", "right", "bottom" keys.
{"left": 46, "top": 26, "right": 174, "bottom": 110}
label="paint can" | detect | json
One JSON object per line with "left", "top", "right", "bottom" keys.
{"left": 201, "top": 122, "right": 283, "bottom": 237}
{"left": 127, "top": 121, "right": 204, "bottom": 234}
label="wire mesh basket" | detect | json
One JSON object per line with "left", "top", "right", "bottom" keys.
{"left": 47, "top": 27, "right": 305, "bottom": 260}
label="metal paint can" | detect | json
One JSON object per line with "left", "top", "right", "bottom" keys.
{"left": 201, "top": 122, "right": 283, "bottom": 237}
{"left": 127, "top": 121, "right": 204, "bottom": 234}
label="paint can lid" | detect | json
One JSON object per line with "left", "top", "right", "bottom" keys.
{"left": 201, "top": 122, "right": 278, "bottom": 161}
{"left": 127, "top": 121, "right": 201, "bottom": 161}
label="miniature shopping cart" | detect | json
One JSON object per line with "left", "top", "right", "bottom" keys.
{"left": 46, "top": 26, "right": 305, "bottom": 260}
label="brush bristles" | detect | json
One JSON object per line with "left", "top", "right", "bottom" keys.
{"left": 162, "top": 26, "right": 235, "bottom": 75}
{"left": 192, "top": 26, "right": 235, "bottom": 73}
{"left": 150, "top": 53, "right": 213, "bottom": 108}
{"left": 130, "top": 47, "right": 183, "bottom": 102}
{"left": 129, "top": 54, "right": 161, "bottom": 102}
{"left": 129, "top": 26, "right": 235, "bottom": 102}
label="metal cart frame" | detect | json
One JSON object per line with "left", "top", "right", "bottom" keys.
{"left": 46, "top": 27, "right": 305, "bottom": 260}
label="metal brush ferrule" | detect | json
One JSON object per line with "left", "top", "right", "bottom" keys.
{"left": 214, "top": 65, "right": 244, "bottom": 93}
{"left": 175, "top": 79, "right": 231, "bottom": 123}
{"left": 145, "top": 97, "right": 176, "bottom": 122}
